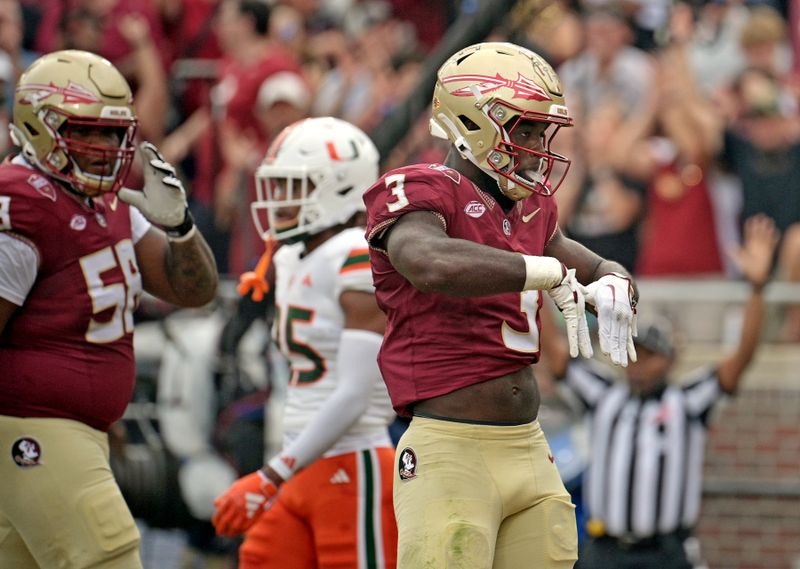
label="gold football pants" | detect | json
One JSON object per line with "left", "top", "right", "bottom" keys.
{"left": 393, "top": 416, "right": 577, "bottom": 569}
{"left": 0, "top": 415, "right": 143, "bottom": 569}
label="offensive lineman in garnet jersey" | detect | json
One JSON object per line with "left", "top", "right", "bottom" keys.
{"left": 363, "top": 42, "right": 639, "bottom": 569}
{"left": 0, "top": 51, "right": 217, "bottom": 569}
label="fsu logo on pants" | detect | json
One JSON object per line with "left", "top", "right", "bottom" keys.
{"left": 11, "top": 437, "right": 42, "bottom": 467}
{"left": 398, "top": 447, "right": 417, "bottom": 481}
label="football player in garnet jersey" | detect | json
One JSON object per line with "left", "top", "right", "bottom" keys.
{"left": 362, "top": 42, "right": 639, "bottom": 569}
{"left": 212, "top": 117, "right": 397, "bottom": 569}
{"left": 0, "top": 50, "right": 217, "bottom": 569}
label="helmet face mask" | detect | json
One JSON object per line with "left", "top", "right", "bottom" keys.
{"left": 252, "top": 117, "right": 380, "bottom": 243}
{"left": 254, "top": 170, "right": 317, "bottom": 243}
{"left": 11, "top": 50, "right": 137, "bottom": 197}
{"left": 484, "top": 109, "right": 571, "bottom": 198}
{"left": 56, "top": 114, "right": 137, "bottom": 196}
{"left": 430, "top": 42, "right": 573, "bottom": 200}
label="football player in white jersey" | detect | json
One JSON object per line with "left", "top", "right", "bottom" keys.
{"left": 212, "top": 117, "right": 398, "bottom": 569}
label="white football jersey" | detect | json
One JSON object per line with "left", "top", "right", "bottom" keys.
{"left": 273, "top": 227, "right": 394, "bottom": 455}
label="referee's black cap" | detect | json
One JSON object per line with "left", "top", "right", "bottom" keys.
{"left": 633, "top": 314, "right": 675, "bottom": 357}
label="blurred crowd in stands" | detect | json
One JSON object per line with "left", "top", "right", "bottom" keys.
{"left": 4, "top": 0, "right": 800, "bottom": 341}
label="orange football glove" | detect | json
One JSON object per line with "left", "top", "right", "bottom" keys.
{"left": 238, "top": 237, "right": 275, "bottom": 302}
{"left": 212, "top": 470, "right": 279, "bottom": 537}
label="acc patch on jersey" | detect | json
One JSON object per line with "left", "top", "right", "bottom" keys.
{"left": 464, "top": 201, "right": 486, "bottom": 219}
{"left": 398, "top": 447, "right": 417, "bottom": 481}
{"left": 11, "top": 437, "right": 42, "bottom": 467}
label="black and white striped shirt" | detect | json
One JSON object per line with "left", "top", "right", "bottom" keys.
{"left": 563, "top": 362, "right": 724, "bottom": 539}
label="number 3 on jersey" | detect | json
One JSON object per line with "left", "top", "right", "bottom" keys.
{"left": 385, "top": 174, "right": 409, "bottom": 212}
{"left": 502, "top": 290, "right": 541, "bottom": 353}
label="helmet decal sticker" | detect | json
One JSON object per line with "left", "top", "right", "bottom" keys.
{"left": 442, "top": 73, "right": 552, "bottom": 102}
{"left": 17, "top": 81, "right": 103, "bottom": 106}
{"left": 325, "top": 140, "right": 360, "bottom": 161}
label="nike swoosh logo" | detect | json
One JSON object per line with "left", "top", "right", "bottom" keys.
{"left": 522, "top": 208, "right": 541, "bottom": 223}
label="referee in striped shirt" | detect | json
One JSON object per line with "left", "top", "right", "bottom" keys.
{"left": 541, "top": 215, "right": 778, "bottom": 569}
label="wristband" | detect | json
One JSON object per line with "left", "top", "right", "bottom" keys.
{"left": 521, "top": 255, "right": 565, "bottom": 291}
{"left": 267, "top": 454, "right": 295, "bottom": 482}
{"left": 165, "top": 209, "right": 195, "bottom": 241}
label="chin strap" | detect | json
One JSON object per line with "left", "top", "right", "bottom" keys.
{"left": 238, "top": 237, "right": 276, "bottom": 302}
{"left": 432, "top": 112, "right": 518, "bottom": 197}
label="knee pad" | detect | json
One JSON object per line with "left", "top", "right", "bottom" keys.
{"left": 77, "top": 480, "right": 141, "bottom": 558}
{"left": 543, "top": 499, "right": 578, "bottom": 564}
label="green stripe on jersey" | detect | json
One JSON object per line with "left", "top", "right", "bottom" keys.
{"left": 342, "top": 253, "right": 370, "bottom": 269}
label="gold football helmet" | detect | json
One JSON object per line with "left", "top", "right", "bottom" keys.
{"left": 430, "top": 42, "right": 572, "bottom": 200}
{"left": 11, "top": 50, "right": 137, "bottom": 196}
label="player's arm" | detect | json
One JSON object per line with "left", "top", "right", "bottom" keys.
{"left": 263, "top": 290, "right": 385, "bottom": 483}
{"left": 121, "top": 142, "right": 218, "bottom": 307}
{"left": 717, "top": 214, "right": 778, "bottom": 394}
{"left": 134, "top": 226, "right": 218, "bottom": 307}
{"left": 385, "top": 210, "right": 562, "bottom": 296}
{"left": 384, "top": 210, "right": 591, "bottom": 357}
{"left": 544, "top": 226, "right": 637, "bottom": 301}
{"left": 212, "top": 289, "right": 386, "bottom": 537}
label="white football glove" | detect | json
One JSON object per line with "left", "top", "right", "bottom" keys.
{"left": 119, "top": 142, "right": 188, "bottom": 229}
{"left": 583, "top": 272, "right": 638, "bottom": 367}
{"left": 547, "top": 268, "right": 593, "bottom": 359}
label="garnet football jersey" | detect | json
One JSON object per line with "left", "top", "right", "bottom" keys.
{"left": 0, "top": 162, "right": 144, "bottom": 431}
{"left": 273, "top": 228, "right": 394, "bottom": 454}
{"left": 364, "top": 163, "right": 559, "bottom": 416}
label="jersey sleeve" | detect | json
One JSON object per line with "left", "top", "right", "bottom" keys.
{"left": 0, "top": 179, "right": 53, "bottom": 246}
{"left": 334, "top": 230, "right": 374, "bottom": 297}
{"left": 0, "top": 168, "right": 52, "bottom": 304}
{"left": 129, "top": 206, "right": 152, "bottom": 244}
{"left": 364, "top": 164, "right": 458, "bottom": 250}
{"left": 0, "top": 232, "right": 38, "bottom": 305}
{"left": 544, "top": 204, "right": 559, "bottom": 246}
{"left": 336, "top": 246, "right": 373, "bottom": 295}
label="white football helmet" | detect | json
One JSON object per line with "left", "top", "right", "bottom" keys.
{"left": 252, "top": 117, "right": 379, "bottom": 242}
{"left": 430, "top": 42, "right": 572, "bottom": 200}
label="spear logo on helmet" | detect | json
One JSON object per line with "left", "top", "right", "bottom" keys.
{"left": 442, "top": 73, "right": 552, "bottom": 102}
{"left": 17, "top": 81, "right": 102, "bottom": 106}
